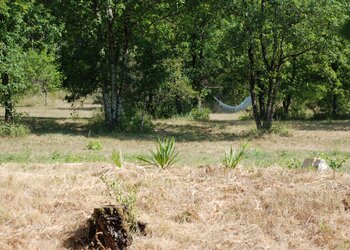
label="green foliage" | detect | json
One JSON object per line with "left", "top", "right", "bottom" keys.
{"left": 0, "top": 0, "right": 62, "bottom": 119}
{"left": 0, "top": 122, "right": 30, "bottom": 138}
{"left": 138, "top": 137, "right": 179, "bottom": 169}
{"left": 24, "top": 49, "right": 62, "bottom": 93}
{"left": 120, "top": 110, "right": 153, "bottom": 133}
{"left": 327, "top": 157, "right": 348, "bottom": 170}
{"left": 269, "top": 122, "right": 292, "bottom": 137}
{"left": 50, "top": 151, "right": 105, "bottom": 163}
{"left": 222, "top": 143, "right": 248, "bottom": 169}
{"left": 102, "top": 177, "right": 138, "bottom": 230}
{"left": 154, "top": 58, "right": 197, "bottom": 118}
{"left": 188, "top": 107, "right": 210, "bottom": 121}
{"left": 239, "top": 112, "right": 254, "bottom": 121}
{"left": 286, "top": 157, "right": 302, "bottom": 169}
{"left": 86, "top": 140, "right": 103, "bottom": 151}
{"left": 111, "top": 149, "right": 123, "bottom": 168}
{"left": 341, "top": 19, "right": 350, "bottom": 41}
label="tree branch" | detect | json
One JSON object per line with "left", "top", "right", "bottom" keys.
{"left": 282, "top": 45, "right": 315, "bottom": 63}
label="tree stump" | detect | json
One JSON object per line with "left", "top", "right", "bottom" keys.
{"left": 88, "top": 205, "right": 133, "bottom": 250}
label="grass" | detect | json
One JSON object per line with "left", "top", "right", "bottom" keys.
{"left": 0, "top": 122, "right": 31, "bottom": 138}
{"left": 111, "top": 148, "right": 123, "bottom": 168}
{"left": 1, "top": 96, "right": 350, "bottom": 248}
{"left": 1, "top": 164, "right": 350, "bottom": 249}
{"left": 222, "top": 142, "right": 248, "bottom": 169}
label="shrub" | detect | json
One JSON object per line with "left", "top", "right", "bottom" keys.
{"left": 222, "top": 143, "right": 248, "bottom": 169}
{"left": 188, "top": 107, "right": 210, "bottom": 121}
{"left": 89, "top": 109, "right": 153, "bottom": 133}
{"left": 86, "top": 140, "right": 103, "bottom": 150}
{"left": 270, "top": 122, "right": 291, "bottom": 137}
{"left": 120, "top": 110, "right": 153, "bottom": 133}
{"left": 0, "top": 122, "right": 31, "bottom": 138}
{"left": 239, "top": 112, "right": 254, "bottom": 121}
{"left": 327, "top": 157, "right": 348, "bottom": 170}
{"left": 138, "top": 137, "right": 179, "bottom": 169}
{"left": 111, "top": 148, "right": 123, "bottom": 168}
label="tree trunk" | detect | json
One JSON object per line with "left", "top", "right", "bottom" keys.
{"left": 332, "top": 92, "right": 339, "bottom": 119}
{"left": 103, "top": 4, "right": 119, "bottom": 130}
{"left": 88, "top": 206, "right": 133, "bottom": 250}
{"left": 283, "top": 93, "right": 292, "bottom": 116}
{"left": 2, "top": 73, "right": 13, "bottom": 123}
{"left": 43, "top": 87, "right": 48, "bottom": 106}
{"left": 248, "top": 44, "right": 262, "bottom": 130}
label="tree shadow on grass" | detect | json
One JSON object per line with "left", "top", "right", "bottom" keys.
{"left": 294, "top": 120, "right": 350, "bottom": 132}
{"left": 9, "top": 114, "right": 345, "bottom": 142}
{"left": 0, "top": 114, "right": 265, "bottom": 142}
{"left": 20, "top": 116, "right": 89, "bottom": 136}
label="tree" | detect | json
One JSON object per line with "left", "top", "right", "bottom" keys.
{"left": 54, "top": 0, "right": 186, "bottom": 129}
{"left": 0, "top": 0, "right": 61, "bottom": 122}
{"left": 224, "top": 0, "right": 348, "bottom": 129}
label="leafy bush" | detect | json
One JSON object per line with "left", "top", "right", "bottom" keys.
{"left": 86, "top": 140, "right": 103, "bottom": 150}
{"left": 270, "top": 122, "right": 291, "bottom": 137}
{"left": 222, "top": 143, "right": 248, "bottom": 169}
{"left": 323, "top": 154, "right": 349, "bottom": 170}
{"left": 111, "top": 148, "right": 123, "bottom": 168}
{"left": 188, "top": 107, "right": 210, "bottom": 121}
{"left": 286, "top": 157, "right": 302, "bottom": 169}
{"left": 138, "top": 137, "right": 179, "bottom": 169}
{"left": 120, "top": 110, "right": 153, "bottom": 133}
{"left": 89, "top": 109, "right": 153, "bottom": 133}
{"left": 0, "top": 122, "right": 30, "bottom": 138}
{"left": 239, "top": 112, "right": 254, "bottom": 121}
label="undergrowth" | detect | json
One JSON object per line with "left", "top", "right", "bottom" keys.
{"left": 0, "top": 122, "right": 30, "bottom": 138}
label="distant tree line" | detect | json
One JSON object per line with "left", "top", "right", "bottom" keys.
{"left": 1, "top": 0, "right": 350, "bottom": 130}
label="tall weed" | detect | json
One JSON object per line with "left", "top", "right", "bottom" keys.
{"left": 222, "top": 143, "right": 248, "bottom": 169}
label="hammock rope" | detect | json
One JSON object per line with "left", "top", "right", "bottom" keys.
{"left": 214, "top": 96, "right": 252, "bottom": 113}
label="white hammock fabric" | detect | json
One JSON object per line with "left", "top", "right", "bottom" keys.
{"left": 214, "top": 96, "right": 252, "bottom": 113}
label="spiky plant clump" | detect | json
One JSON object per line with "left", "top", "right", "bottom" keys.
{"left": 138, "top": 137, "right": 179, "bottom": 169}
{"left": 222, "top": 143, "right": 248, "bottom": 169}
{"left": 111, "top": 148, "right": 123, "bottom": 168}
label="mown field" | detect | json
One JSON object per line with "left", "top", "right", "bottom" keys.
{"left": 1, "top": 96, "right": 350, "bottom": 249}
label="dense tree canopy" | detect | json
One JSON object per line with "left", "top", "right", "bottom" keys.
{"left": 0, "top": 0, "right": 61, "bottom": 122}
{"left": 2, "top": 0, "right": 350, "bottom": 130}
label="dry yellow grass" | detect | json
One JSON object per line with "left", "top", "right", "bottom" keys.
{"left": 1, "top": 163, "right": 350, "bottom": 249}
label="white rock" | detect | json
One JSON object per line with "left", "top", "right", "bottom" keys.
{"left": 302, "top": 158, "right": 331, "bottom": 172}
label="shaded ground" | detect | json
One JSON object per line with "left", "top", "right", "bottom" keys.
{"left": 1, "top": 164, "right": 350, "bottom": 249}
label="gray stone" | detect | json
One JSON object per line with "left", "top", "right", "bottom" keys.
{"left": 302, "top": 158, "right": 331, "bottom": 172}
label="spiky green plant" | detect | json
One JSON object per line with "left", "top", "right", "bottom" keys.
{"left": 138, "top": 137, "right": 179, "bottom": 169}
{"left": 222, "top": 143, "right": 248, "bottom": 169}
{"left": 111, "top": 148, "right": 123, "bottom": 168}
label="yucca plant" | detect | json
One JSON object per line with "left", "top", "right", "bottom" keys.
{"left": 138, "top": 137, "right": 179, "bottom": 169}
{"left": 111, "top": 148, "right": 123, "bottom": 168}
{"left": 222, "top": 143, "right": 248, "bottom": 169}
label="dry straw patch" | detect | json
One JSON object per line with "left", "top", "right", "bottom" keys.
{"left": 1, "top": 163, "right": 350, "bottom": 249}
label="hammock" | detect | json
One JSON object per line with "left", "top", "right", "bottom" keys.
{"left": 214, "top": 96, "right": 252, "bottom": 113}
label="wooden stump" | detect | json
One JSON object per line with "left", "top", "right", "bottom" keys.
{"left": 88, "top": 205, "right": 133, "bottom": 250}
